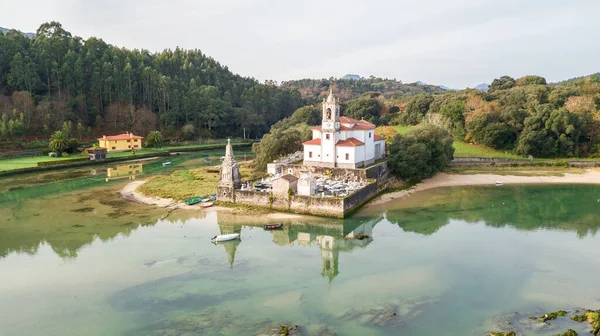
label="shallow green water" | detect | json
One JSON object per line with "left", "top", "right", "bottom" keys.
{"left": 1, "top": 159, "right": 600, "bottom": 335}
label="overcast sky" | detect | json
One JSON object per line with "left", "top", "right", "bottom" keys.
{"left": 2, "top": 0, "right": 599, "bottom": 88}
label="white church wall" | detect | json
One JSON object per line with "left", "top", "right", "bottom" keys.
{"left": 365, "top": 131, "right": 375, "bottom": 162}
{"left": 312, "top": 129, "right": 321, "bottom": 139}
{"left": 348, "top": 130, "right": 365, "bottom": 143}
{"left": 321, "top": 132, "right": 336, "bottom": 164}
{"left": 335, "top": 147, "right": 355, "bottom": 164}
{"left": 304, "top": 145, "right": 321, "bottom": 163}
{"left": 355, "top": 145, "right": 365, "bottom": 163}
{"left": 374, "top": 139, "right": 386, "bottom": 159}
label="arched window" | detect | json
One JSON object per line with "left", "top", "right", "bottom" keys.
{"left": 326, "top": 108, "right": 332, "bottom": 119}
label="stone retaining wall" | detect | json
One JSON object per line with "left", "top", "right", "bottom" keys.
{"left": 280, "top": 161, "right": 388, "bottom": 182}
{"left": 218, "top": 181, "right": 379, "bottom": 218}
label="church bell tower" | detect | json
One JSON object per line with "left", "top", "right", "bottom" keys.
{"left": 322, "top": 88, "right": 340, "bottom": 132}
{"left": 320, "top": 88, "right": 340, "bottom": 166}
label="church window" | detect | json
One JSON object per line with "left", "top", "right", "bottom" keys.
{"left": 326, "top": 134, "right": 330, "bottom": 140}
{"left": 326, "top": 108, "right": 332, "bottom": 119}
{"left": 369, "top": 132, "right": 371, "bottom": 138}
{"left": 309, "top": 152, "right": 312, "bottom": 158}
{"left": 345, "top": 153, "right": 349, "bottom": 160}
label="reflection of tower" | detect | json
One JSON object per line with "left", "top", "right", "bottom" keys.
{"left": 221, "top": 240, "right": 240, "bottom": 269}
{"left": 316, "top": 235, "right": 339, "bottom": 284}
{"left": 216, "top": 211, "right": 242, "bottom": 269}
{"left": 271, "top": 227, "right": 297, "bottom": 246}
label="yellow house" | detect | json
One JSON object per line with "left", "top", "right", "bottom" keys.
{"left": 98, "top": 132, "right": 144, "bottom": 152}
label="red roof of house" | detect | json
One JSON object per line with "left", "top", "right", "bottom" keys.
{"left": 336, "top": 137, "right": 365, "bottom": 147}
{"left": 374, "top": 135, "right": 386, "bottom": 142}
{"left": 311, "top": 123, "right": 375, "bottom": 131}
{"left": 98, "top": 133, "right": 144, "bottom": 141}
{"left": 340, "top": 116, "right": 375, "bottom": 126}
{"left": 303, "top": 138, "right": 322, "bottom": 145}
{"left": 311, "top": 125, "right": 352, "bottom": 131}
{"left": 339, "top": 116, "right": 360, "bottom": 123}
{"left": 275, "top": 174, "right": 299, "bottom": 182}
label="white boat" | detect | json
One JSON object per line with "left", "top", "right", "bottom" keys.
{"left": 495, "top": 181, "right": 504, "bottom": 186}
{"left": 200, "top": 202, "right": 213, "bottom": 208}
{"left": 162, "top": 162, "right": 171, "bottom": 167}
{"left": 211, "top": 233, "right": 240, "bottom": 242}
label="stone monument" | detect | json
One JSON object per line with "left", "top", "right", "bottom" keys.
{"left": 217, "top": 139, "right": 241, "bottom": 200}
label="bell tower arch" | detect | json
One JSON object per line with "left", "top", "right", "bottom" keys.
{"left": 322, "top": 88, "right": 340, "bottom": 132}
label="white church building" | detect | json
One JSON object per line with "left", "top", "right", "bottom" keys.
{"left": 303, "top": 90, "right": 386, "bottom": 169}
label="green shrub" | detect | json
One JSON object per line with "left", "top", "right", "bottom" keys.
{"left": 388, "top": 125, "right": 454, "bottom": 183}
{"left": 37, "top": 157, "right": 87, "bottom": 166}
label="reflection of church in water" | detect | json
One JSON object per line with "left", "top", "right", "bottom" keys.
{"left": 215, "top": 212, "right": 383, "bottom": 283}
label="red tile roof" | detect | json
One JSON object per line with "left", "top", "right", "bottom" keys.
{"left": 339, "top": 116, "right": 360, "bottom": 123}
{"left": 339, "top": 116, "right": 376, "bottom": 130}
{"left": 336, "top": 137, "right": 365, "bottom": 147}
{"left": 374, "top": 135, "right": 386, "bottom": 142}
{"left": 98, "top": 133, "right": 144, "bottom": 141}
{"left": 303, "top": 138, "right": 321, "bottom": 145}
{"left": 311, "top": 125, "right": 352, "bottom": 131}
{"left": 276, "top": 174, "right": 299, "bottom": 182}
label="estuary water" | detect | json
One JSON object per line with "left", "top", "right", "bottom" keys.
{"left": 1, "top": 154, "right": 600, "bottom": 336}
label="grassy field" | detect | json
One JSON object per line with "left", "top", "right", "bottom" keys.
{"left": 452, "top": 141, "right": 522, "bottom": 159}
{"left": 0, "top": 143, "right": 240, "bottom": 173}
{"left": 0, "top": 156, "right": 77, "bottom": 171}
{"left": 158, "top": 142, "right": 251, "bottom": 151}
{"left": 392, "top": 125, "right": 523, "bottom": 159}
{"left": 137, "top": 162, "right": 257, "bottom": 201}
{"left": 0, "top": 149, "right": 160, "bottom": 171}
{"left": 392, "top": 125, "right": 413, "bottom": 135}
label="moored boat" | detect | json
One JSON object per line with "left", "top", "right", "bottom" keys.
{"left": 211, "top": 233, "right": 240, "bottom": 242}
{"left": 162, "top": 162, "right": 171, "bottom": 167}
{"left": 185, "top": 196, "right": 203, "bottom": 205}
{"left": 199, "top": 202, "right": 213, "bottom": 208}
{"left": 264, "top": 223, "right": 283, "bottom": 230}
{"left": 495, "top": 181, "right": 504, "bottom": 186}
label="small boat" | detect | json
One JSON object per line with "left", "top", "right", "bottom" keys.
{"left": 204, "top": 157, "right": 211, "bottom": 162}
{"left": 199, "top": 202, "right": 213, "bottom": 208}
{"left": 185, "top": 196, "right": 204, "bottom": 205}
{"left": 264, "top": 223, "right": 283, "bottom": 230}
{"left": 211, "top": 233, "right": 240, "bottom": 242}
{"left": 162, "top": 162, "right": 171, "bottom": 167}
{"left": 209, "top": 194, "right": 217, "bottom": 201}
{"left": 495, "top": 181, "right": 504, "bottom": 186}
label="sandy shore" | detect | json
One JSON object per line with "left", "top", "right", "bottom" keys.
{"left": 120, "top": 180, "right": 305, "bottom": 219}
{"left": 368, "top": 170, "right": 600, "bottom": 206}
